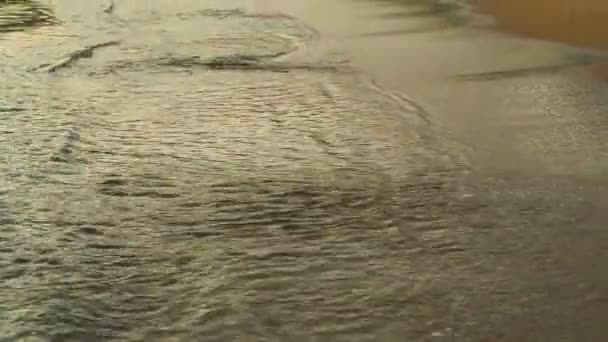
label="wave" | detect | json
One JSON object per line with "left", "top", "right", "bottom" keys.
{"left": 0, "top": 0, "right": 59, "bottom": 32}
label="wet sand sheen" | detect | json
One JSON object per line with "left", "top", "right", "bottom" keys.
{"left": 478, "top": 0, "right": 608, "bottom": 50}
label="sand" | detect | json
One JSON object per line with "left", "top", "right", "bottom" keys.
{"left": 477, "top": 0, "right": 608, "bottom": 50}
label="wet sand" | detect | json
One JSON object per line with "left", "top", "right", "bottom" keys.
{"left": 478, "top": 0, "right": 608, "bottom": 50}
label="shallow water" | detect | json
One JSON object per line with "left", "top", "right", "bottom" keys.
{"left": 2, "top": 1, "right": 608, "bottom": 341}
{"left": 266, "top": 0, "right": 608, "bottom": 341}
{"left": 0, "top": 1, "right": 479, "bottom": 341}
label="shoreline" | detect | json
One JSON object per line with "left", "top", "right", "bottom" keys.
{"left": 256, "top": 1, "right": 608, "bottom": 339}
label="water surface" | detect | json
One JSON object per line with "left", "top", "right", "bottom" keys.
{"left": 1, "top": 1, "right": 479, "bottom": 341}
{"left": 3, "top": 0, "right": 608, "bottom": 341}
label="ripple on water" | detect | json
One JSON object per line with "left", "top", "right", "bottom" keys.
{"left": 1, "top": 2, "right": 476, "bottom": 341}
{"left": 0, "top": 0, "right": 59, "bottom": 33}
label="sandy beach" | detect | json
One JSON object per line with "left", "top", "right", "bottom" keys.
{"left": 477, "top": 0, "right": 608, "bottom": 49}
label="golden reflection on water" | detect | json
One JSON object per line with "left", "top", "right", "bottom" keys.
{"left": 478, "top": 0, "right": 608, "bottom": 50}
